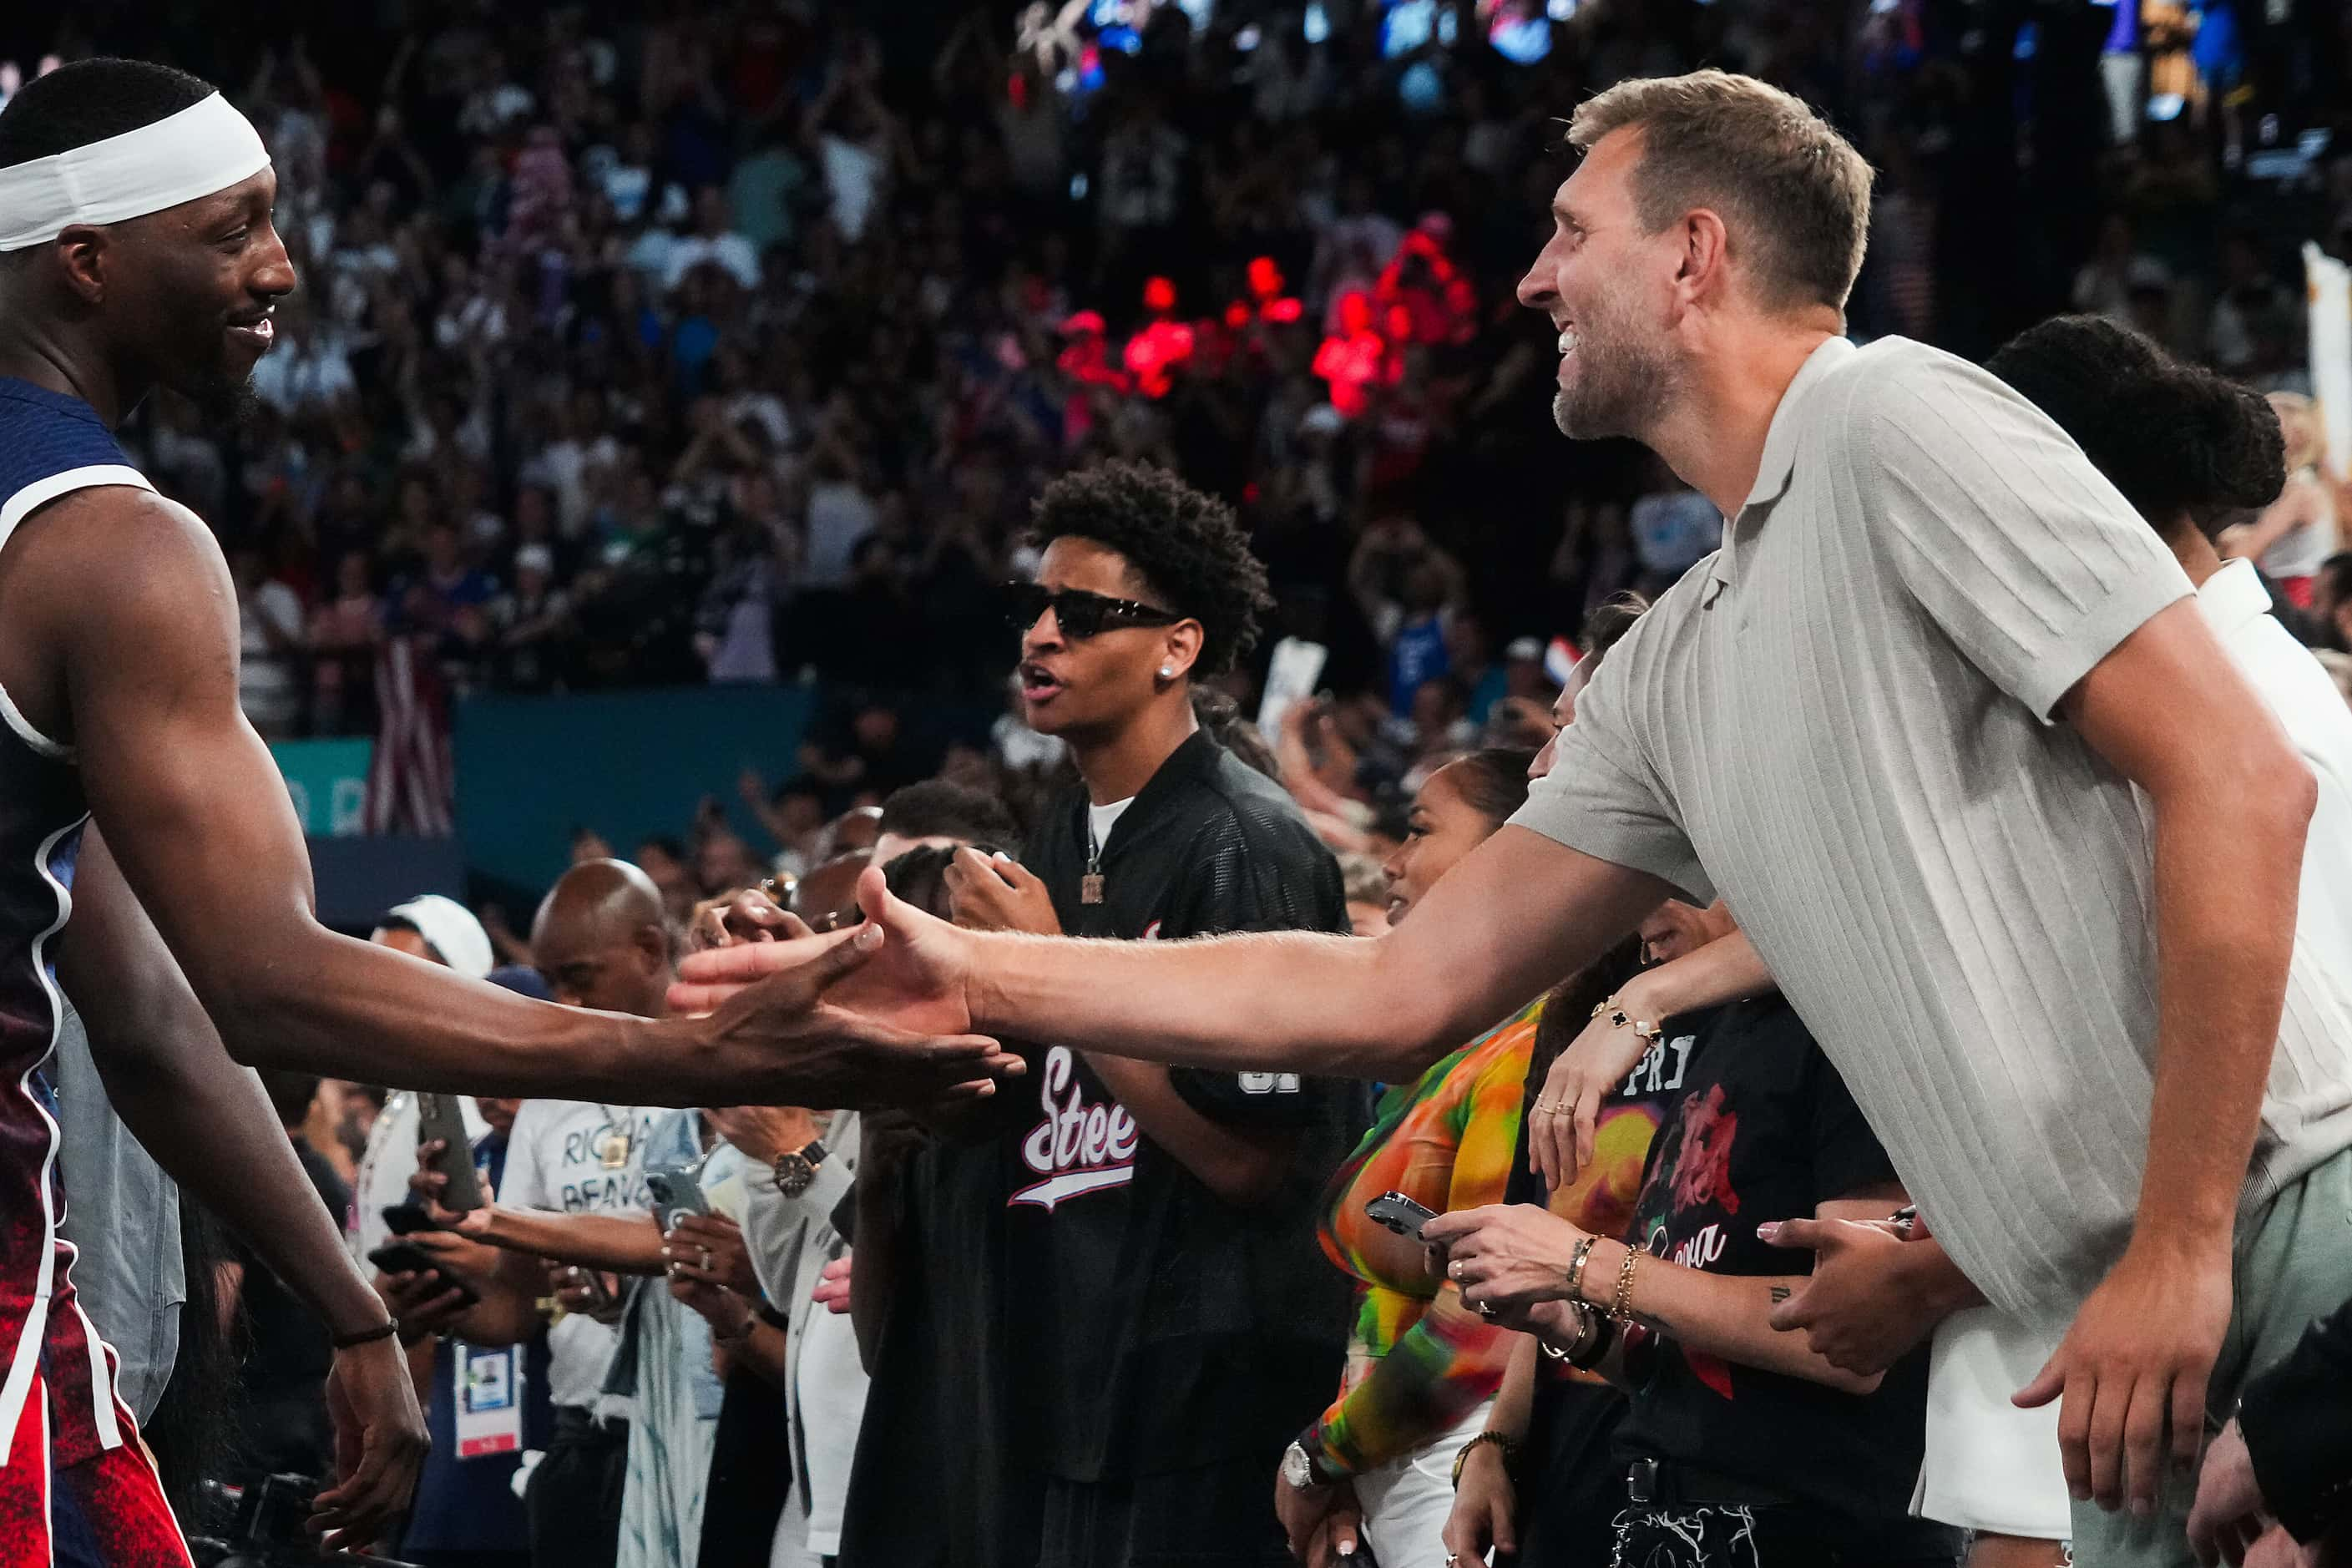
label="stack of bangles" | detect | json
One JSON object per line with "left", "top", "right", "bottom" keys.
{"left": 1540, "top": 1233, "right": 1640, "bottom": 1370}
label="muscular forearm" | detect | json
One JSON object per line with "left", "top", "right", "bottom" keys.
{"left": 1579, "top": 1237, "right": 1880, "bottom": 1393}
{"left": 208, "top": 930, "right": 693, "bottom": 1100}
{"left": 73, "top": 822, "right": 701, "bottom": 1102}
{"left": 974, "top": 929, "right": 1422, "bottom": 1076}
{"left": 968, "top": 829, "right": 1665, "bottom": 1080}
{"left": 481, "top": 1209, "right": 666, "bottom": 1274}
{"left": 2135, "top": 776, "right": 2310, "bottom": 1252}
{"left": 1082, "top": 1056, "right": 1293, "bottom": 1206}
{"left": 2061, "top": 609, "right": 2314, "bottom": 1257}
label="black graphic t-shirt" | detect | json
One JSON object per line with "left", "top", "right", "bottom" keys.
{"left": 1009, "top": 731, "right": 1368, "bottom": 1482}
{"left": 1505, "top": 1007, "right": 1715, "bottom": 1567}
{"left": 1615, "top": 997, "right": 1957, "bottom": 1547}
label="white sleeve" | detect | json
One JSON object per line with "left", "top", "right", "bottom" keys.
{"left": 498, "top": 1102, "right": 554, "bottom": 1211}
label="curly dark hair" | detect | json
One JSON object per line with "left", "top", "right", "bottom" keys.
{"left": 1986, "top": 316, "right": 2284, "bottom": 539}
{"left": 1027, "top": 461, "right": 1273, "bottom": 677}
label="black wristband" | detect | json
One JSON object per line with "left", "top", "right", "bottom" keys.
{"left": 332, "top": 1318, "right": 401, "bottom": 1349}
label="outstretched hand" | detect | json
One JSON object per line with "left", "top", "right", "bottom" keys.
{"left": 685, "top": 888, "right": 1016, "bottom": 1109}
{"left": 675, "top": 868, "right": 974, "bottom": 1027}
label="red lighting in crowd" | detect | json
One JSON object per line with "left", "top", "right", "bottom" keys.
{"left": 1375, "top": 221, "right": 1478, "bottom": 348}
{"left": 1311, "top": 290, "right": 1397, "bottom": 419}
{"left": 1142, "top": 276, "right": 1179, "bottom": 314}
{"left": 1124, "top": 319, "right": 1196, "bottom": 398}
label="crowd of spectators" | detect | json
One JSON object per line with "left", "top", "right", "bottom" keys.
{"left": 17, "top": 1, "right": 2352, "bottom": 1564}
{"left": 13, "top": 0, "right": 2345, "bottom": 751}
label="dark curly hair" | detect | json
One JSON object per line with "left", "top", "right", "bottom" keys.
{"left": 1027, "top": 461, "right": 1273, "bottom": 677}
{"left": 1986, "top": 316, "right": 2284, "bottom": 539}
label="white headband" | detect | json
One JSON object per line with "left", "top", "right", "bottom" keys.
{"left": 0, "top": 92, "right": 270, "bottom": 252}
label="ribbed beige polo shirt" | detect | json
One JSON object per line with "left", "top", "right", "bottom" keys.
{"left": 1515, "top": 334, "right": 2352, "bottom": 1323}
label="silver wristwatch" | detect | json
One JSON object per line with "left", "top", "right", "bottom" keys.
{"left": 1282, "top": 1440, "right": 1322, "bottom": 1490}
{"left": 771, "top": 1140, "right": 826, "bottom": 1198}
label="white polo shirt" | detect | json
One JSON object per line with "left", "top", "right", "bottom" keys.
{"left": 1515, "top": 334, "right": 2352, "bottom": 1324}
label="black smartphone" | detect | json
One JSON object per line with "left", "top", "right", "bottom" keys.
{"left": 380, "top": 1202, "right": 436, "bottom": 1237}
{"left": 414, "top": 1094, "right": 483, "bottom": 1211}
{"left": 366, "top": 1243, "right": 480, "bottom": 1309}
{"left": 1364, "top": 1190, "right": 1439, "bottom": 1241}
{"left": 367, "top": 1241, "right": 438, "bottom": 1277}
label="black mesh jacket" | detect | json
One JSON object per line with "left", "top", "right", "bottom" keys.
{"left": 1004, "top": 729, "right": 1369, "bottom": 1484}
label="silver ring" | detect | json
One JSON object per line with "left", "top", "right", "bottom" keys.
{"left": 700, "top": 1248, "right": 714, "bottom": 1271}
{"left": 1474, "top": 1299, "right": 1495, "bottom": 1318}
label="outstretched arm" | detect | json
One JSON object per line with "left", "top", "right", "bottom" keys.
{"left": 675, "top": 830, "right": 1667, "bottom": 1083}
{"left": 470, "top": 1209, "right": 669, "bottom": 1275}
{"left": 22, "top": 483, "right": 1013, "bottom": 1109}
{"left": 58, "top": 823, "right": 425, "bottom": 1550}
{"left": 969, "top": 828, "right": 1664, "bottom": 1078}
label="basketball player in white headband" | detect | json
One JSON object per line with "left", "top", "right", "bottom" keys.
{"left": 0, "top": 56, "right": 1018, "bottom": 1565}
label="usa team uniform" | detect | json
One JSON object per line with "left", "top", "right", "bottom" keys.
{"left": 0, "top": 377, "right": 195, "bottom": 1568}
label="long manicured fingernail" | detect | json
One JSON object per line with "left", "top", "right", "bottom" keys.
{"left": 1755, "top": 1222, "right": 1780, "bottom": 1242}
{"left": 854, "top": 924, "right": 883, "bottom": 949}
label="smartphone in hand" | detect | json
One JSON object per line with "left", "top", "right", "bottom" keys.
{"left": 415, "top": 1094, "right": 483, "bottom": 1211}
{"left": 1364, "top": 1191, "right": 1439, "bottom": 1241}
{"left": 645, "top": 1161, "right": 711, "bottom": 1235}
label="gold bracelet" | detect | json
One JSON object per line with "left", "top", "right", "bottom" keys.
{"left": 1564, "top": 1235, "right": 1599, "bottom": 1302}
{"left": 1591, "top": 996, "right": 1664, "bottom": 1042}
{"left": 1608, "top": 1243, "right": 1641, "bottom": 1324}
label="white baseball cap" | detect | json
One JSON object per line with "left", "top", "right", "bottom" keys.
{"left": 377, "top": 894, "right": 493, "bottom": 980}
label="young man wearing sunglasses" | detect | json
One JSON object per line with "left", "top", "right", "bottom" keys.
{"left": 969, "top": 461, "right": 1367, "bottom": 1568}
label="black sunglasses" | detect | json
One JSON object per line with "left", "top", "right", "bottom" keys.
{"left": 1003, "top": 582, "right": 1184, "bottom": 640}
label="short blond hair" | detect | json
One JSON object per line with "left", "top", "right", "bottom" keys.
{"left": 1569, "top": 69, "right": 1874, "bottom": 313}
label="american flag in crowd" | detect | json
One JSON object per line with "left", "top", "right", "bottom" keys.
{"left": 367, "top": 636, "right": 455, "bottom": 836}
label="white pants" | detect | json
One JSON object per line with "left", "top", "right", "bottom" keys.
{"left": 1911, "top": 1307, "right": 2073, "bottom": 1540}
{"left": 1354, "top": 1401, "right": 1495, "bottom": 1568}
